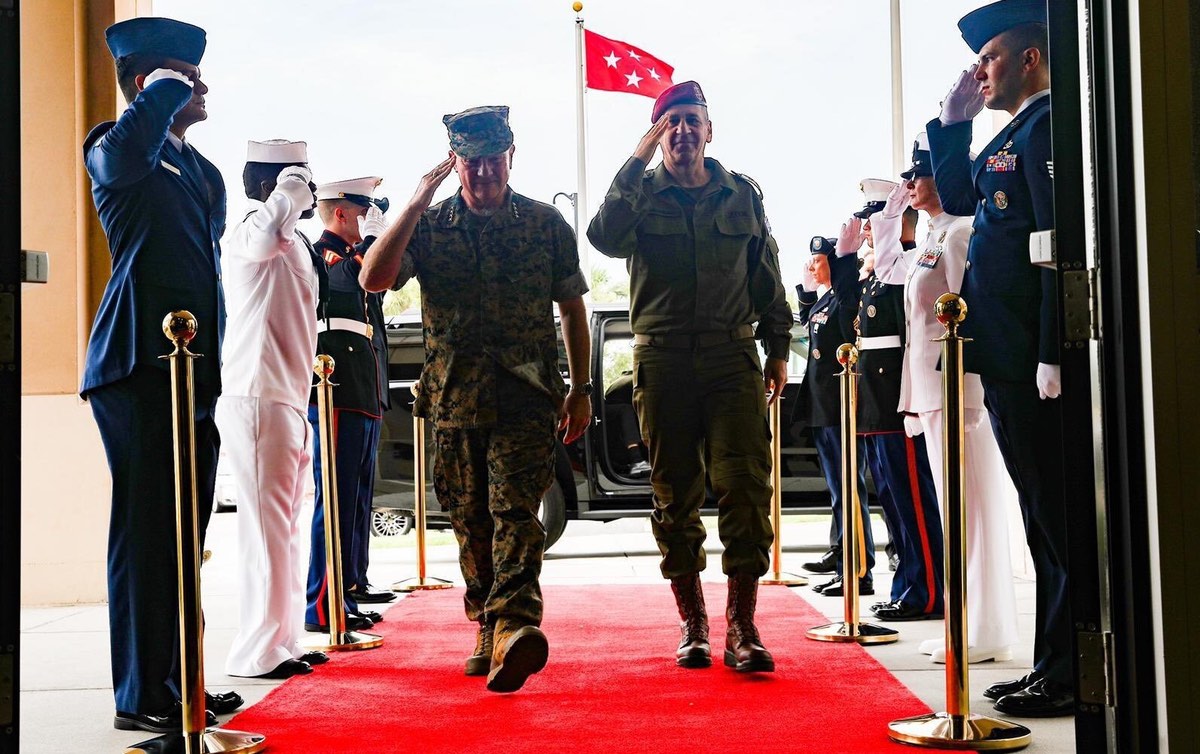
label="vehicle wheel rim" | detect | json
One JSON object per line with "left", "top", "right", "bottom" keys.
{"left": 372, "top": 510, "right": 409, "bottom": 537}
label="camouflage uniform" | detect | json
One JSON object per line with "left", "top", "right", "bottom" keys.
{"left": 393, "top": 188, "right": 588, "bottom": 625}
{"left": 587, "top": 156, "right": 792, "bottom": 579}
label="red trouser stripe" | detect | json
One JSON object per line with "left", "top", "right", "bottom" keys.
{"left": 905, "top": 436, "right": 938, "bottom": 614}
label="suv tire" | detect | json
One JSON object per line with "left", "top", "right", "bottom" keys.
{"left": 539, "top": 479, "right": 567, "bottom": 550}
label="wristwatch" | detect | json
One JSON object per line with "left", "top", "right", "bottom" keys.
{"left": 571, "top": 381, "right": 594, "bottom": 396}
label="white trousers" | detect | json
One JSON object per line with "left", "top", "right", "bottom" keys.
{"left": 920, "top": 408, "right": 1020, "bottom": 651}
{"left": 218, "top": 397, "right": 312, "bottom": 677}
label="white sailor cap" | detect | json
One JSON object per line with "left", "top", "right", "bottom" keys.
{"left": 854, "top": 178, "right": 899, "bottom": 218}
{"left": 315, "top": 176, "right": 383, "bottom": 205}
{"left": 246, "top": 139, "right": 308, "bottom": 165}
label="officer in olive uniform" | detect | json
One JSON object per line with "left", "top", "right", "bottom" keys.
{"left": 926, "top": 0, "right": 1072, "bottom": 717}
{"left": 796, "top": 237, "right": 874, "bottom": 595}
{"left": 304, "top": 176, "right": 395, "bottom": 633}
{"left": 588, "top": 81, "right": 792, "bottom": 675}
{"left": 82, "top": 17, "right": 241, "bottom": 732}
{"left": 359, "top": 106, "right": 592, "bottom": 694}
{"left": 831, "top": 184, "right": 945, "bottom": 622}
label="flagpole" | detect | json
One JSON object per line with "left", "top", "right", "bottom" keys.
{"left": 573, "top": 3, "right": 592, "bottom": 288}
{"left": 889, "top": 0, "right": 906, "bottom": 176}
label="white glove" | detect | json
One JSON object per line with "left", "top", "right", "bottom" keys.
{"left": 358, "top": 204, "right": 388, "bottom": 239}
{"left": 903, "top": 415, "right": 924, "bottom": 438}
{"left": 835, "top": 216, "right": 866, "bottom": 258}
{"left": 939, "top": 65, "right": 985, "bottom": 125}
{"left": 799, "top": 254, "right": 818, "bottom": 292}
{"left": 964, "top": 408, "right": 987, "bottom": 433}
{"left": 1036, "top": 363, "right": 1062, "bottom": 400}
{"left": 881, "top": 182, "right": 911, "bottom": 220}
{"left": 274, "top": 166, "right": 315, "bottom": 215}
{"left": 144, "top": 68, "right": 193, "bottom": 89}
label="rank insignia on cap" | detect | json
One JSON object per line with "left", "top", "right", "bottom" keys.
{"left": 651, "top": 80, "right": 706, "bottom": 123}
{"left": 994, "top": 191, "right": 1009, "bottom": 209}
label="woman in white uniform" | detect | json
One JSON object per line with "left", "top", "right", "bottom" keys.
{"left": 219, "top": 139, "right": 330, "bottom": 678}
{"left": 871, "top": 133, "right": 1020, "bottom": 664}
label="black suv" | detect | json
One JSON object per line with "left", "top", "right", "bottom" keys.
{"left": 372, "top": 304, "right": 831, "bottom": 549}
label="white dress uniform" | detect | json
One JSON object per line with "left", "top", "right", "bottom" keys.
{"left": 219, "top": 140, "right": 321, "bottom": 677}
{"left": 874, "top": 167, "right": 1020, "bottom": 660}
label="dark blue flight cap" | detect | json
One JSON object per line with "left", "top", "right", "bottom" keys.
{"left": 105, "top": 17, "right": 207, "bottom": 64}
{"left": 810, "top": 237, "right": 837, "bottom": 257}
{"left": 958, "top": 0, "right": 1047, "bottom": 54}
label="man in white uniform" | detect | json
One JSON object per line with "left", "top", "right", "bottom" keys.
{"left": 871, "top": 133, "right": 1020, "bottom": 664}
{"left": 220, "top": 139, "right": 330, "bottom": 679}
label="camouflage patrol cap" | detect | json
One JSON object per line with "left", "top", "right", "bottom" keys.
{"left": 443, "top": 106, "right": 514, "bottom": 159}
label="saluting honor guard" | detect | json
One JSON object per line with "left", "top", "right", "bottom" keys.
{"left": 305, "top": 176, "right": 396, "bottom": 634}
{"left": 81, "top": 16, "right": 242, "bottom": 732}
{"left": 588, "top": 81, "right": 792, "bottom": 674}
{"left": 927, "top": 0, "right": 1073, "bottom": 716}
{"left": 220, "top": 139, "right": 331, "bottom": 679}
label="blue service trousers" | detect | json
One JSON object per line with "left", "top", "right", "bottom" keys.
{"left": 811, "top": 426, "right": 875, "bottom": 576}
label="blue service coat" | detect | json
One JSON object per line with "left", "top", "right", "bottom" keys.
{"left": 925, "top": 94, "right": 1057, "bottom": 382}
{"left": 80, "top": 77, "right": 227, "bottom": 399}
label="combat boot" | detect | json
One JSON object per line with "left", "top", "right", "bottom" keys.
{"left": 670, "top": 573, "right": 711, "bottom": 668}
{"left": 724, "top": 572, "right": 775, "bottom": 673}
{"left": 486, "top": 617, "right": 549, "bottom": 693}
{"left": 464, "top": 619, "right": 494, "bottom": 676}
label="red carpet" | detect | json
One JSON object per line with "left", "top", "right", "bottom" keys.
{"left": 229, "top": 584, "right": 930, "bottom": 753}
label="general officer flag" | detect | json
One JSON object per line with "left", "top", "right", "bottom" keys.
{"left": 584, "top": 29, "right": 674, "bottom": 99}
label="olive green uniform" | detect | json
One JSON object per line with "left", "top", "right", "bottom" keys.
{"left": 588, "top": 156, "right": 792, "bottom": 578}
{"left": 393, "top": 189, "right": 588, "bottom": 625}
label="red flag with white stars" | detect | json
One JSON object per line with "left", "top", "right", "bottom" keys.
{"left": 584, "top": 29, "right": 674, "bottom": 99}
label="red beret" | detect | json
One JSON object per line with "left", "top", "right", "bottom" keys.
{"left": 651, "top": 81, "right": 707, "bottom": 123}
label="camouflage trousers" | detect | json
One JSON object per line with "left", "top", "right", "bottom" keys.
{"left": 633, "top": 338, "right": 774, "bottom": 579}
{"left": 432, "top": 378, "right": 557, "bottom": 626}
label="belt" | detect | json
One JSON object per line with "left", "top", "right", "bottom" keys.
{"left": 632, "top": 325, "right": 755, "bottom": 349}
{"left": 856, "top": 335, "right": 902, "bottom": 351}
{"left": 325, "top": 317, "right": 374, "bottom": 339}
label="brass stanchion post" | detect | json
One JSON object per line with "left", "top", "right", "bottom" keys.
{"left": 393, "top": 385, "right": 453, "bottom": 592}
{"left": 806, "top": 344, "right": 898, "bottom": 645}
{"left": 761, "top": 397, "right": 806, "bottom": 586}
{"left": 887, "top": 294, "right": 1031, "bottom": 750}
{"left": 305, "top": 355, "right": 383, "bottom": 651}
{"left": 126, "top": 312, "right": 266, "bottom": 754}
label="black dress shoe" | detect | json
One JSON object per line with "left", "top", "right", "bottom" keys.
{"left": 983, "top": 671, "right": 1043, "bottom": 701}
{"left": 114, "top": 702, "right": 217, "bottom": 733}
{"left": 817, "top": 576, "right": 875, "bottom": 597}
{"left": 205, "top": 689, "right": 244, "bottom": 715}
{"left": 254, "top": 659, "right": 313, "bottom": 679}
{"left": 305, "top": 613, "right": 374, "bottom": 632}
{"left": 300, "top": 650, "right": 330, "bottom": 665}
{"left": 802, "top": 547, "right": 841, "bottom": 574}
{"left": 993, "top": 678, "right": 1075, "bottom": 717}
{"left": 347, "top": 584, "right": 397, "bottom": 604}
{"left": 869, "top": 600, "right": 895, "bottom": 613}
{"left": 873, "top": 601, "right": 942, "bottom": 622}
{"left": 354, "top": 609, "right": 383, "bottom": 623}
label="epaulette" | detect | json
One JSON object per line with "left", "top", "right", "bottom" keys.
{"left": 732, "top": 172, "right": 764, "bottom": 200}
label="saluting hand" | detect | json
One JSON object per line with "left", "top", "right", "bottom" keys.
{"left": 411, "top": 154, "right": 456, "bottom": 210}
{"left": 764, "top": 357, "right": 788, "bottom": 406}
{"left": 940, "top": 64, "right": 985, "bottom": 125}
{"left": 835, "top": 216, "right": 867, "bottom": 258}
{"left": 559, "top": 392, "right": 591, "bottom": 444}
{"left": 634, "top": 115, "right": 671, "bottom": 164}
{"left": 881, "top": 181, "right": 911, "bottom": 220}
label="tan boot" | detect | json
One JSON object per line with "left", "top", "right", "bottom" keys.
{"left": 724, "top": 573, "right": 775, "bottom": 673}
{"left": 670, "top": 573, "right": 711, "bottom": 668}
{"left": 464, "top": 620, "right": 494, "bottom": 676}
{"left": 486, "top": 617, "right": 549, "bottom": 693}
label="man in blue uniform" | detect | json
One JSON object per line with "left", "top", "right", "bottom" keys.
{"left": 82, "top": 16, "right": 240, "bottom": 732}
{"left": 304, "top": 177, "right": 396, "bottom": 633}
{"left": 926, "top": 0, "right": 1072, "bottom": 717}
{"left": 796, "top": 237, "right": 874, "bottom": 596}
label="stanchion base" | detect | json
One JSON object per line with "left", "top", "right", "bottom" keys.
{"left": 760, "top": 571, "right": 808, "bottom": 586}
{"left": 888, "top": 711, "right": 1032, "bottom": 750}
{"left": 391, "top": 576, "right": 454, "bottom": 593}
{"left": 303, "top": 629, "right": 384, "bottom": 652}
{"left": 124, "top": 727, "right": 267, "bottom": 754}
{"left": 806, "top": 621, "right": 899, "bottom": 644}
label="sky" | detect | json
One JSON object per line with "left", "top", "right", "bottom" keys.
{"left": 155, "top": 0, "right": 1003, "bottom": 301}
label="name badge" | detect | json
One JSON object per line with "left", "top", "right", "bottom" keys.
{"left": 916, "top": 246, "right": 944, "bottom": 269}
{"left": 985, "top": 153, "right": 1018, "bottom": 172}
{"left": 160, "top": 160, "right": 182, "bottom": 176}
